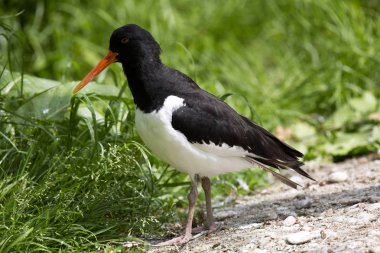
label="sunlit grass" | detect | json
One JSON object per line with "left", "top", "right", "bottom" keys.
{"left": 0, "top": 70, "right": 175, "bottom": 251}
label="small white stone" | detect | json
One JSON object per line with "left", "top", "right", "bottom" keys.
{"left": 327, "top": 171, "right": 348, "bottom": 183}
{"left": 285, "top": 231, "right": 319, "bottom": 245}
{"left": 283, "top": 216, "right": 297, "bottom": 226}
{"left": 322, "top": 230, "right": 338, "bottom": 239}
{"left": 238, "top": 223, "right": 262, "bottom": 230}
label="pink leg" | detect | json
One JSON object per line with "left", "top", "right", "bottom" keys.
{"left": 201, "top": 177, "right": 216, "bottom": 232}
{"left": 156, "top": 176, "right": 199, "bottom": 246}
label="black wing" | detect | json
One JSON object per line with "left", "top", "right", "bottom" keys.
{"left": 171, "top": 89, "right": 315, "bottom": 182}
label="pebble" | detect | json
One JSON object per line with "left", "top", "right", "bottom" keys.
{"left": 322, "top": 230, "right": 338, "bottom": 239}
{"left": 238, "top": 223, "right": 262, "bottom": 230}
{"left": 283, "top": 216, "right": 297, "bottom": 226}
{"left": 285, "top": 231, "right": 320, "bottom": 245}
{"left": 327, "top": 171, "right": 348, "bottom": 183}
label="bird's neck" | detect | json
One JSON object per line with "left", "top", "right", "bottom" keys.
{"left": 122, "top": 59, "right": 166, "bottom": 113}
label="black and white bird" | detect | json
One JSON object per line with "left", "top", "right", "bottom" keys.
{"left": 73, "top": 24, "right": 315, "bottom": 246}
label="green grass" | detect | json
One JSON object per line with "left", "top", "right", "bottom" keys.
{"left": 1, "top": 0, "right": 380, "bottom": 252}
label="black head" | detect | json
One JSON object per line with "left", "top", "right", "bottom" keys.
{"left": 73, "top": 24, "right": 161, "bottom": 94}
{"left": 109, "top": 24, "right": 161, "bottom": 63}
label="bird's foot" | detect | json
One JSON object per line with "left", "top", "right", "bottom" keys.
{"left": 155, "top": 233, "right": 192, "bottom": 246}
{"left": 155, "top": 228, "right": 212, "bottom": 247}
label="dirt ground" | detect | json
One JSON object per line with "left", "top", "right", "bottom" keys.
{"left": 149, "top": 155, "right": 380, "bottom": 253}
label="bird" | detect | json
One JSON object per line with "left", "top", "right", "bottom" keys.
{"left": 73, "top": 24, "right": 315, "bottom": 246}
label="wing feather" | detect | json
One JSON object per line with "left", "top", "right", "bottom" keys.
{"left": 170, "top": 78, "right": 315, "bottom": 183}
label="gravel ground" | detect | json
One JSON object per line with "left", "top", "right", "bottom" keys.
{"left": 149, "top": 155, "right": 380, "bottom": 253}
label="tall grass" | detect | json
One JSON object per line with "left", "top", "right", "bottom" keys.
{"left": 1, "top": 0, "right": 380, "bottom": 252}
{"left": 0, "top": 68, "right": 177, "bottom": 251}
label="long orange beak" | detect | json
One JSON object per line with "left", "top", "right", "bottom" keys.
{"left": 73, "top": 50, "right": 118, "bottom": 93}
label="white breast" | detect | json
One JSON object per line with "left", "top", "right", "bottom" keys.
{"left": 135, "top": 95, "right": 253, "bottom": 177}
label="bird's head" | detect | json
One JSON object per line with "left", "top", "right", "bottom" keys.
{"left": 73, "top": 24, "right": 160, "bottom": 93}
{"left": 109, "top": 24, "right": 161, "bottom": 63}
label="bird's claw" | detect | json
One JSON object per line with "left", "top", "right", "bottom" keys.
{"left": 154, "top": 234, "right": 192, "bottom": 246}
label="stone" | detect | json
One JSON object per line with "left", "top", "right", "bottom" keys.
{"left": 238, "top": 223, "right": 262, "bottom": 230}
{"left": 283, "top": 216, "right": 297, "bottom": 226}
{"left": 321, "top": 230, "right": 338, "bottom": 239}
{"left": 327, "top": 171, "right": 348, "bottom": 183}
{"left": 286, "top": 231, "right": 319, "bottom": 245}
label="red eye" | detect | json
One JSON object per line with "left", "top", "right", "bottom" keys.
{"left": 121, "top": 37, "right": 129, "bottom": 44}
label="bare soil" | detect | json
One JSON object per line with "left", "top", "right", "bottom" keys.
{"left": 150, "top": 155, "right": 380, "bottom": 253}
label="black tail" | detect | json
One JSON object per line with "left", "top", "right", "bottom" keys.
{"left": 241, "top": 116, "right": 316, "bottom": 188}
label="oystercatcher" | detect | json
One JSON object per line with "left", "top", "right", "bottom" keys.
{"left": 73, "top": 24, "right": 315, "bottom": 245}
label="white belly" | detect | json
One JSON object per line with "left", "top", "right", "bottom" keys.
{"left": 135, "top": 95, "right": 253, "bottom": 177}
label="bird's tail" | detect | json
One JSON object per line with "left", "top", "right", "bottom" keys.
{"left": 243, "top": 119, "right": 316, "bottom": 189}
{"left": 245, "top": 155, "right": 313, "bottom": 189}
